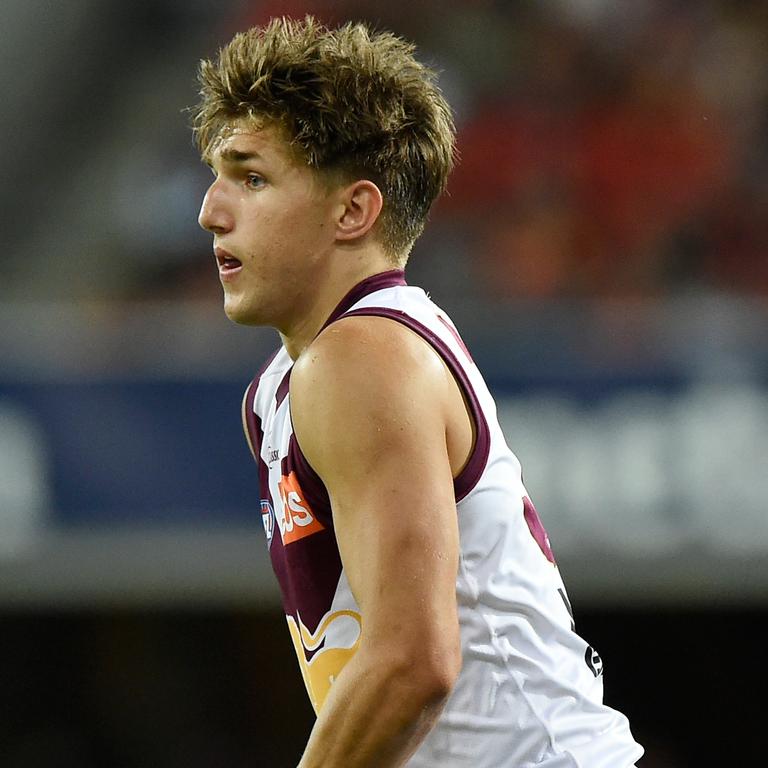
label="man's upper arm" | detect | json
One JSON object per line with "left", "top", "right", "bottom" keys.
{"left": 290, "top": 316, "right": 462, "bottom": 682}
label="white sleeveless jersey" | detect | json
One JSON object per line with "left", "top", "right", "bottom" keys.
{"left": 245, "top": 270, "right": 643, "bottom": 767}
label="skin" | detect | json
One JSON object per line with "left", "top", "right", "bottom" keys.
{"left": 199, "top": 119, "right": 472, "bottom": 767}
{"left": 199, "top": 119, "right": 392, "bottom": 357}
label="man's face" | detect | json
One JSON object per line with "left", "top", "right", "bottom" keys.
{"left": 198, "top": 121, "right": 340, "bottom": 327}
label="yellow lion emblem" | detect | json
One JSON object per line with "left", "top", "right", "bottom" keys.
{"left": 286, "top": 609, "right": 362, "bottom": 713}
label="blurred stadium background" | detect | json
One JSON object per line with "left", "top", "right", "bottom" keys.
{"left": 1, "top": 0, "right": 766, "bottom": 765}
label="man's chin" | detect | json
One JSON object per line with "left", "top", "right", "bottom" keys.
{"left": 223, "top": 298, "right": 264, "bottom": 326}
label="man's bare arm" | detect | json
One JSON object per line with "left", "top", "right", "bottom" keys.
{"left": 289, "top": 315, "right": 464, "bottom": 768}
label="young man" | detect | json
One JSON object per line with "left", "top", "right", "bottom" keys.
{"left": 195, "top": 16, "right": 643, "bottom": 768}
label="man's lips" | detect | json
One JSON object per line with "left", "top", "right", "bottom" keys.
{"left": 214, "top": 247, "right": 243, "bottom": 278}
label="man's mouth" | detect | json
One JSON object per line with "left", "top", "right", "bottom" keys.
{"left": 214, "top": 247, "right": 243, "bottom": 276}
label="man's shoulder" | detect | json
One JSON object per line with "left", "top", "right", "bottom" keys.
{"left": 289, "top": 313, "right": 457, "bottom": 485}
{"left": 295, "top": 313, "right": 446, "bottom": 392}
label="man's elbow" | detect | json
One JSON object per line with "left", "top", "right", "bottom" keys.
{"left": 428, "top": 648, "right": 462, "bottom": 702}
{"left": 422, "top": 668, "right": 459, "bottom": 709}
{"left": 398, "top": 640, "right": 462, "bottom": 708}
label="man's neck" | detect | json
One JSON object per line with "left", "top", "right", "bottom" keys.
{"left": 279, "top": 253, "right": 399, "bottom": 360}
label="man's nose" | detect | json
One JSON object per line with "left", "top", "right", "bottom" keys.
{"left": 198, "top": 180, "right": 233, "bottom": 233}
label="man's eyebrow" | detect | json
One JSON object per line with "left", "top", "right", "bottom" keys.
{"left": 218, "top": 148, "right": 262, "bottom": 163}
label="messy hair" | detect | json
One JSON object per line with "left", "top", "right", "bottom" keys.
{"left": 192, "top": 16, "right": 456, "bottom": 259}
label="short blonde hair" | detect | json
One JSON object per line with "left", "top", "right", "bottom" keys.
{"left": 192, "top": 16, "right": 456, "bottom": 259}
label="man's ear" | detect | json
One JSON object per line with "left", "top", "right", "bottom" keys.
{"left": 335, "top": 180, "right": 384, "bottom": 243}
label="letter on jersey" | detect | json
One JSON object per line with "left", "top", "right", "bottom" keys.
{"left": 277, "top": 471, "right": 325, "bottom": 544}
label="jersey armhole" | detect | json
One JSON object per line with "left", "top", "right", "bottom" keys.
{"left": 339, "top": 308, "right": 491, "bottom": 502}
{"left": 242, "top": 381, "right": 258, "bottom": 460}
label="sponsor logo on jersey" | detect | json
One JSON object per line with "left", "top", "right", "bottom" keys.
{"left": 277, "top": 470, "right": 325, "bottom": 544}
{"left": 287, "top": 609, "right": 362, "bottom": 714}
{"left": 260, "top": 499, "right": 274, "bottom": 546}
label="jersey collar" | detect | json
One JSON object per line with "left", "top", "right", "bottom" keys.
{"left": 320, "top": 269, "right": 407, "bottom": 332}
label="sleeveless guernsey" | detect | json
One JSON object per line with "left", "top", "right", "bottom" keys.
{"left": 244, "top": 270, "right": 643, "bottom": 767}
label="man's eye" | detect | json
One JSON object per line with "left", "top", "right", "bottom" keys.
{"left": 245, "top": 173, "right": 265, "bottom": 189}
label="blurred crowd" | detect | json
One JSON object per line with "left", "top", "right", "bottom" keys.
{"left": 428, "top": 0, "right": 768, "bottom": 300}
{"left": 1, "top": 0, "right": 766, "bottom": 303}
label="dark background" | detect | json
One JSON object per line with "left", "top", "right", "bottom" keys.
{"left": 2, "top": 608, "right": 760, "bottom": 766}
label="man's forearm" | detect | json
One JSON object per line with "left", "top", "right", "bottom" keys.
{"left": 297, "top": 648, "right": 452, "bottom": 768}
